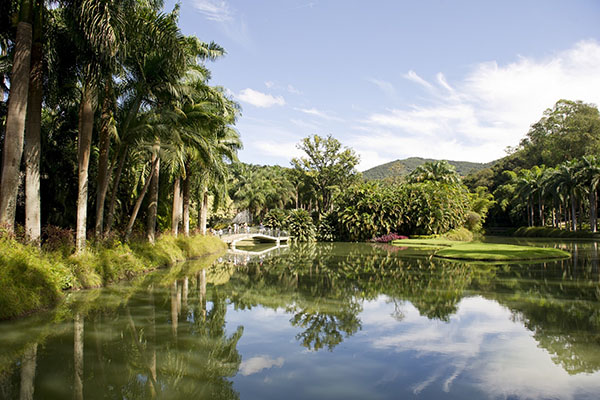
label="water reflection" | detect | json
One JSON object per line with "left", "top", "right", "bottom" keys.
{"left": 0, "top": 241, "right": 599, "bottom": 399}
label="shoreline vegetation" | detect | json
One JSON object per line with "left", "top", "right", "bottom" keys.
{"left": 0, "top": 234, "right": 226, "bottom": 321}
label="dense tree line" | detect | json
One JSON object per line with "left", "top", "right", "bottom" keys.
{"left": 465, "top": 99, "right": 600, "bottom": 230}
{"left": 0, "top": 0, "right": 240, "bottom": 251}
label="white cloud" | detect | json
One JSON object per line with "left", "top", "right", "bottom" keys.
{"left": 237, "top": 88, "right": 285, "bottom": 108}
{"left": 287, "top": 84, "right": 302, "bottom": 95}
{"left": 360, "top": 40, "right": 600, "bottom": 163}
{"left": 265, "top": 81, "right": 275, "bottom": 88}
{"left": 368, "top": 78, "right": 397, "bottom": 98}
{"left": 254, "top": 140, "right": 304, "bottom": 159}
{"left": 239, "top": 355, "right": 284, "bottom": 376}
{"left": 403, "top": 70, "right": 434, "bottom": 90}
{"left": 294, "top": 107, "right": 342, "bottom": 121}
{"left": 191, "top": 0, "right": 232, "bottom": 22}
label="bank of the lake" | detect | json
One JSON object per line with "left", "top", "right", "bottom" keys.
{"left": 0, "top": 235, "right": 226, "bottom": 320}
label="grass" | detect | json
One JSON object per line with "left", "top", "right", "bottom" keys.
{"left": 391, "top": 237, "right": 571, "bottom": 262}
{"left": 0, "top": 234, "right": 227, "bottom": 320}
{"left": 435, "top": 242, "right": 571, "bottom": 261}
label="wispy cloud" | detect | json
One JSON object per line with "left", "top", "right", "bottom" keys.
{"left": 237, "top": 88, "right": 285, "bottom": 108}
{"left": 368, "top": 78, "right": 397, "bottom": 99}
{"left": 191, "top": 0, "right": 252, "bottom": 49}
{"left": 294, "top": 107, "right": 342, "bottom": 121}
{"left": 191, "top": 0, "right": 232, "bottom": 22}
{"left": 403, "top": 70, "right": 434, "bottom": 90}
{"left": 357, "top": 40, "right": 600, "bottom": 163}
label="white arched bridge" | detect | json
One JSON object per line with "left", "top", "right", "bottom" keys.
{"left": 220, "top": 228, "right": 290, "bottom": 249}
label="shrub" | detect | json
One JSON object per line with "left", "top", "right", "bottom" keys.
{"left": 317, "top": 212, "right": 338, "bottom": 242}
{"left": 263, "top": 209, "right": 288, "bottom": 229}
{"left": 370, "top": 233, "right": 409, "bottom": 243}
{"left": 442, "top": 227, "right": 473, "bottom": 242}
{"left": 287, "top": 209, "right": 316, "bottom": 242}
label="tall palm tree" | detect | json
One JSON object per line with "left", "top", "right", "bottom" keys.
{"left": 551, "top": 161, "right": 582, "bottom": 231}
{"left": 24, "top": 0, "right": 44, "bottom": 243}
{"left": 576, "top": 155, "right": 600, "bottom": 232}
{"left": 0, "top": 0, "right": 33, "bottom": 232}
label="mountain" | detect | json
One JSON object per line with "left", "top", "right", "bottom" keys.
{"left": 362, "top": 157, "right": 495, "bottom": 180}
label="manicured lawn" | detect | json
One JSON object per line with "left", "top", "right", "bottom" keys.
{"left": 435, "top": 242, "right": 570, "bottom": 261}
{"left": 391, "top": 239, "right": 571, "bottom": 261}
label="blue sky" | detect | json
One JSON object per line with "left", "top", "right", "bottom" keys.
{"left": 165, "top": 0, "right": 600, "bottom": 170}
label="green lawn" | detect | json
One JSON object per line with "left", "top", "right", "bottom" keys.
{"left": 391, "top": 239, "right": 571, "bottom": 261}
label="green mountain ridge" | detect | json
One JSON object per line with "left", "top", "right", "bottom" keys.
{"left": 362, "top": 157, "right": 496, "bottom": 180}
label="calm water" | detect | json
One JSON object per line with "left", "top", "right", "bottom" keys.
{"left": 1, "top": 239, "right": 600, "bottom": 399}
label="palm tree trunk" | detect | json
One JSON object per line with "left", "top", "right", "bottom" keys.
{"left": 104, "top": 143, "right": 128, "bottom": 236}
{"left": 0, "top": 16, "right": 33, "bottom": 231}
{"left": 591, "top": 189, "right": 598, "bottom": 233}
{"left": 24, "top": 27, "right": 42, "bottom": 244}
{"left": 95, "top": 82, "right": 114, "bottom": 238}
{"left": 171, "top": 177, "right": 181, "bottom": 236}
{"left": 571, "top": 194, "right": 577, "bottom": 232}
{"left": 538, "top": 192, "right": 544, "bottom": 227}
{"left": 124, "top": 159, "right": 157, "bottom": 241}
{"left": 182, "top": 169, "right": 191, "bottom": 237}
{"left": 199, "top": 188, "right": 208, "bottom": 235}
{"left": 76, "top": 82, "right": 97, "bottom": 253}
{"left": 146, "top": 143, "right": 160, "bottom": 243}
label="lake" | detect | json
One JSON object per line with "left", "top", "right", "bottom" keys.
{"left": 1, "top": 238, "right": 599, "bottom": 399}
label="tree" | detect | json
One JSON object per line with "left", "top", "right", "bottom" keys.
{"left": 407, "top": 160, "right": 461, "bottom": 185}
{"left": 0, "top": 0, "right": 33, "bottom": 232}
{"left": 521, "top": 99, "right": 600, "bottom": 166}
{"left": 291, "top": 134, "right": 359, "bottom": 214}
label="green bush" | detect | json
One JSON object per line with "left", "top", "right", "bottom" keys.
{"left": 263, "top": 209, "right": 288, "bottom": 229}
{"left": 442, "top": 227, "right": 474, "bottom": 242}
{"left": 287, "top": 209, "right": 316, "bottom": 242}
{"left": 317, "top": 212, "right": 338, "bottom": 242}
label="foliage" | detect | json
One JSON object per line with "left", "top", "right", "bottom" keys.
{"left": 442, "top": 227, "right": 474, "bottom": 242}
{"left": 316, "top": 212, "right": 338, "bottom": 242}
{"left": 291, "top": 134, "right": 360, "bottom": 213}
{"left": 263, "top": 208, "right": 288, "bottom": 229}
{"left": 370, "top": 233, "right": 408, "bottom": 243}
{"left": 335, "top": 180, "right": 472, "bottom": 241}
{"left": 287, "top": 209, "right": 316, "bottom": 242}
{"left": 0, "top": 234, "right": 226, "bottom": 320}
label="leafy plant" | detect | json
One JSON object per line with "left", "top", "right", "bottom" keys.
{"left": 287, "top": 209, "right": 316, "bottom": 242}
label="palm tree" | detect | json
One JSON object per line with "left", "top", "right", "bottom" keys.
{"left": 66, "top": 0, "right": 123, "bottom": 252}
{"left": 0, "top": 0, "right": 33, "bottom": 232}
{"left": 576, "top": 155, "right": 600, "bottom": 232}
{"left": 551, "top": 161, "right": 582, "bottom": 231}
{"left": 408, "top": 161, "right": 461, "bottom": 185}
{"left": 24, "top": 0, "right": 44, "bottom": 243}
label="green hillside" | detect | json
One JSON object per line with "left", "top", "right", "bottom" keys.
{"left": 362, "top": 157, "right": 495, "bottom": 180}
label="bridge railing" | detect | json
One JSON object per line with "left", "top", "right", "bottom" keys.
{"left": 218, "top": 226, "right": 289, "bottom": 238}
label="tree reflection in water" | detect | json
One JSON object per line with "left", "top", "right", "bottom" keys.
{"left": 1, "top": 240, "right": 599, "bottom": 398}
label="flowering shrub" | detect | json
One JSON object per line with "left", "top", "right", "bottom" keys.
{"left": 370, "top": 233, "right": 408, "bottom": 243}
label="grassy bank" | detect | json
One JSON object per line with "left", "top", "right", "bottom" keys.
{"left": 0, "top": 235, "right": 226, "bottom": 320}
{"left": 513, "top": 226, "right": 600, "bottom": 239}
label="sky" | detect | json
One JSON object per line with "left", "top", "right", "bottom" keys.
{"left": 164, "top": 0, "right": 600, "bottom": 171}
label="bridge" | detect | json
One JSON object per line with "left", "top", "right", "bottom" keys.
{"left": 220, "top": 228, "right": 290, "bottom": 249}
